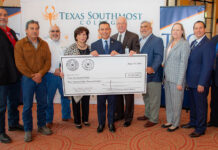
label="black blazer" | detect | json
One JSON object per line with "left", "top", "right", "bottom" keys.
{"left": 0, "top": 28, "right": 21, "bottom": 85}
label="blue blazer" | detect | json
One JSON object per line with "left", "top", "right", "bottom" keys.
{"left": 216, "top": 50, "right": 218, "bottom": 86}
{"left": 186, "top": 36, "right": 215, "bottom": 88}
{"left": 140, "top": 34, "right": 164, "bottom": 82}
{"left": 210, "top": 35, "right": 218, "bottom": 86}
{"left": 91, "top": 38, "right": 123, "bottom": 54}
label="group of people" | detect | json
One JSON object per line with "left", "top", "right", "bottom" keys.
{"left": 0, "top": 6, "right": 218, "bottom": 144}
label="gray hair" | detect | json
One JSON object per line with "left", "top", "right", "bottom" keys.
{"left": 49, "top": 24, "right": 60, "bottom": 32}
{"left": 25, "top": 20, "right": 40, "bottom": 30}
{"left": 116, "top": 16, "right": 127, "bottom": 24}
{"left": 140, "top": 20, "right": 152, "bottom": 26}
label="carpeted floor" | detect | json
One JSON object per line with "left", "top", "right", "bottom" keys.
{"left": 1, "top": 104, "right": 218, "bottom": 150}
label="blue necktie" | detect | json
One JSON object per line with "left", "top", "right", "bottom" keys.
{"left": 105, "top": 40, "right": 109, "bottom": 54}
{"left": 191, "top": 40, "right": 198, "bottom": 50}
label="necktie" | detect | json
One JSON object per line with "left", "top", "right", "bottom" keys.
{"left": 191, "top": 40, "right": 198, "bottom": 50}
{"left": 105, "top": 40, "right": 109, "bottom": 54}
{"left": 118, "top": 34, "right": 122, "bottom": 43}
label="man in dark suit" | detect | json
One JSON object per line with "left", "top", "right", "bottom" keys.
{"left": 111, "top": 16, "right": 140, "bottom": 127}
{"left": 208, "top": 35, "right": 218, "bottom": 127}
{"left": 183, "top": 21, "right": 214, "bottom": 137}
{"left": 91, "top": 21, "right": 122, "bottom": 133}
{"left": 137, "top": 21, "right": 164, "bottom": 128}
{"left": 0, "top": 7, "right": 23, "bottom": 143}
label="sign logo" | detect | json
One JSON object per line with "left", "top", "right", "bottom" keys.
{"left": 82, "top": 59, "right": 94, "bottom": 71}
{"left": 43, "top": 6, "right": 58, "bottom": 26}
{"left": 66, "top": 59, "right": 79, "bottom": 71}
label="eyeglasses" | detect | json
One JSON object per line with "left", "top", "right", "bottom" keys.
{"left": 50, "top": 30, "right": 60, "bottom": 33}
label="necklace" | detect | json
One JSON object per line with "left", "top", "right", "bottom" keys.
{"left": 77, "top": 42, "right": 87, "bottom": 50}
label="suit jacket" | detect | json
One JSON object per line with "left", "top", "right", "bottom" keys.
{"left": 91, "top": 38, "right": 123, "bottom": 54}
{"left": 163, "top": 38, "right": 190, "bottom": 85}
{"left": 111, "top": 30, "right": 140, "bottom": 53}
{"left": 140, "top": 34, "right": 164, "bottom": 82}
{"left": 186, "top": 36, "right": 214, "bottom": 88}
{"left": 216, "top": 53, "right": 218, "bottom": 87}
{"left": 0, "top": 28, "right": 21, "bottom": 85}
{"left": 210, "top": 35, "right": 218, "bottom": 86}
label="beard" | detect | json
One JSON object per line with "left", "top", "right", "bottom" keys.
{"left": 51, "top": 36, "right": 60, "bottom": 41}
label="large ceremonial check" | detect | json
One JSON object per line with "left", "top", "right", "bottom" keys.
{"left": 61, "top": 54, "right": 147, "bottom": 96}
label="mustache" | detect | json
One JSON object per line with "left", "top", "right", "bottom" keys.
{"left": 32, "top": 32, "right": 38, "bottom": 36}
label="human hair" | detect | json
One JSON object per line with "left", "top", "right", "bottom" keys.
{"left": 74, "top": 26, "right": 89, "bottom": 41}
{"left": 0, "top": 7, "right": 6, "bottom": 11}
{"left": 170, "top": 23, "right": 186, "bottom": 42}
{"left": 193, "top": 20, "right": 206, "bottom": 29}
{"left": 25, "top": 20, "right": 40, "bottom": 30}
{"left": 140, "top": 20, "right": 151, "bottom": 26}
{"left": 99, "top": 21, "right": 110, "bottom": 28}
{"left": 49, "top": 24, "right": 60, "bottom": 32}
{"left": 116, "top": 16, "right": 127, "bottom": 24}
{"left": 0, "top": 7, "right": 8, "bottom": 15}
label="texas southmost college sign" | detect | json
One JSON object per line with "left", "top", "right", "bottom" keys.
{"left": 20, "top": 0, "right": 161, "bottom": 46}
{"left": 21, "top": 0, "right": 162, "bottom": 104}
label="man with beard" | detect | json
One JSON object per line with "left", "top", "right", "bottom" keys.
{"left": 45, "top": 25, "right": 72, "bottom": 129}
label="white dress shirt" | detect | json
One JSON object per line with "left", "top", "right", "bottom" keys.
{"left": 45, "top": 38, "right": 65, "bottom": 73}
{"left": 102, "top": 38, "right": 110, "bottom": 50}
{"left": 117, "top": 31, "right": 126, "bottom": 44}
{"left": 140, "top": 33, "right": 152, "bottom": 52}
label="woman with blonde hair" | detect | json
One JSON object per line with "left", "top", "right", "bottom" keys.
{"left": 162, "top": 23, "right": 190, "bottom": 131}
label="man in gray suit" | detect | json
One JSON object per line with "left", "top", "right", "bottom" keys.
{"left": 111, "top": 16, "right": 140, "bottom": 127}
{"left": 137, "top": 21, "right": 164, "bottom": 128}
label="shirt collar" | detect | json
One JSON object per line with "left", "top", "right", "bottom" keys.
{"left": 141, "top": 33, "right": 152, "bottom": 40}
{"left": 140, "top": 34, "right": 152, "bottom": 43}
{"left": 102, "top": 38, "right": 110, "bottom": 43}
{"left": 196, "top": 35, "right": 206, "bottom": 44}
{"left": 118, "top": 31, "right": 126, "bottom": 37}
{"left": 24, "top": 36, "right": 41, "bottom": 45}
{"left": 49, "top": 38, "right": 60, "bottom": 44}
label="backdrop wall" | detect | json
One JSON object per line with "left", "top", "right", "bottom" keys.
{"left": 7, "top": 3, "right": 205, "bottom": 105}
{"left": 20, "top": 0, "right": 162, "bottom": 47}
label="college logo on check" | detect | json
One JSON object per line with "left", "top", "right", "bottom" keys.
{"left": 66, "top": 59, "right": 79, "bottom": 71}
